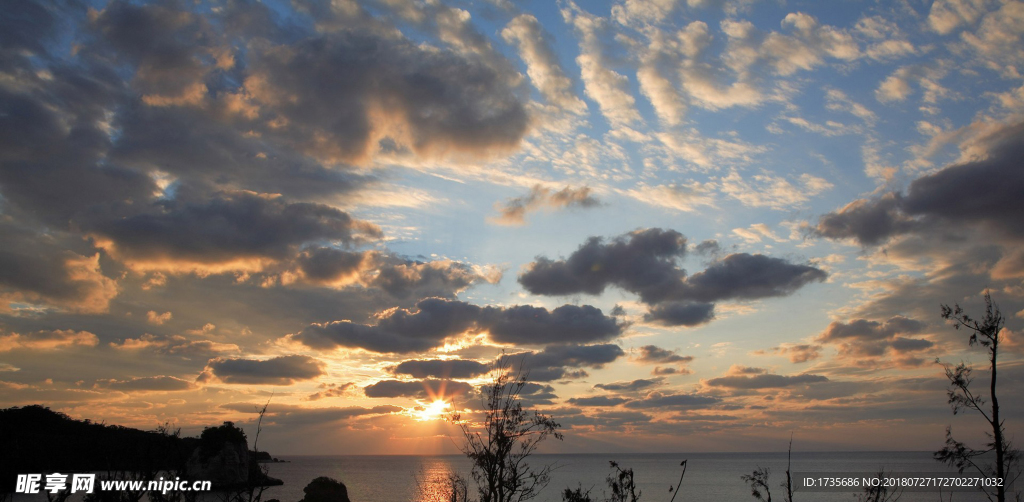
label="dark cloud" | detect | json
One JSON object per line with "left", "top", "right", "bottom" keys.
{"left": 693, "top": 240, "right": 721, "bottom": 257}
{"left": 814, "top": 122, "right": 1024, "bottom": 246}
{"left": 635, "top": 346, "right": 693, "bottom": 364}
{"left": 222, "top": 402, "right": 401, "bottom": 426}
{"left": 0, "top": 329, "right": 99, "bottom": 352}
{"left": 488, "top": 304, "right": 623, "bottom": 345}
{"left": 91, "top": 0, "right": 219, "bottom": 106}
{"left": 517, "top": 382, "right": 559, "bottom": 405}
{"left": 364, "top": 256, "right": 493, "bottom": 299}
{"left": 292, "top": 248, "right": 494, "bottom": 297}
{"left": 87, "top": 190, "right": 381, "bottom": 268}
{"left": 390, "top": 359, "right": 490, "bottom": 379}
{"left": 514, "top": 344, "right": 625, "bottom": 382}
{"left": 292, "top": 298, "right": 484, "bottom": 354}
{"left": 293, "top": 247, "right": 367, "bottom": 283}
{"left": 902, "top": 123, "right": 1024, "bottom": 239}
{"left": 198, "top": 355, "right": 325, "bottom": 385}
{"left": 0, "top": 0, "right": 66, "bottom": 56}
{"left": 519, "top": 229, "right": 826, "bottom": 306}
{"left": 110, "top": 333, "right": 239, "bottom": 358}
{"left": 0, "top": 66, "right": 153, "bottom": 228}
{"left": 890, "top": 337, "right": 935, "bottom": 352}
{"left": 306, "top": 382, "right": 356, "bottom": 401}
{"left": 756, "top": 344, "right": 822, "bottom": 363}
{"left": 566, "top": 396, "right": 628, "bottom": 407}
{"left": 111, "top": 105, "right": 374, "bottom": 200}
{"left": 704, "top": 373, "right": 829, "bottom": 389}
{"left": 816, "top": 316, "right": 934, "bottom": 360}
{"left": 294, "top": 320, "right": 437, "bottom": 354}
{"left": 96, "top": 375, "right": 195, "bottom": 392}
{"left": 0, "top": 222, "right": 118, "bottom": 313}
{"left": 363, "top": 379, "right": 474, "bottom": 399}
{"left": 623, "top": 393, "right": 721, "bottom": 409}
{"left": 679, "top": 253, "right": 827, "bottom": 303}
{"left": 492, "top": 185, "right": 601, "bottom": 226}
{"left": 243, "top": 30, "right": 527, "bottom": 163}
{"left": 726, "top": 366, "right": 766, "bottom": 375}
{"left": 818, "top": 316, "right": 925, "bottom": 341}
{"left": 813, "top": 193, "right": 915, "bottom": 246}
{"left": 594, "top": 378, "right": 663, "bottom": 392}
{"left": 643, "top": 302, "right": 715, "bottom": 327}
{"left": 291, "top": 298, "right": 624, "bottom": 354}
{"left": 652, "top": 366, "right": 690, "bottom": 376}
{"left": 518, "top": 228, "right": 687, "bottom": 302}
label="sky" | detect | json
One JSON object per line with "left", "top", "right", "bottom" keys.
{"left": 1, "top": 0, "right": 1023, "bottom": 456}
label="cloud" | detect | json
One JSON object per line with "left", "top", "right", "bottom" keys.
{"left": 390, "top": 359, "right": 490, "bottom": 379}
{"left": 567, "top": 395, "right": 628, "bottom": 407}
{"left": 652, "top": 366, "right": 691, "bottom": 376}
{"left": 732, "top": 223, "right": 786, "bottom": 244}
{"left": 562, "top": 1, "right": 642, "bottom": 127}
{"left": 519, "top": 229, "right": 826, "bottom": 311}
{"left": 672, "top": 253, "right": 828, "bottom": 302}
{"left": 927, "top": 0, "right": 989, "bottom": 34}
{"left": 110, "top": 104, "right": 373, "bottom": 202}
{"left": 623, "top": 392, "right": 721, "bottom": 409}
{"left": 756, "top": 344, "right": 822, "bottom": 363}
{"left": 900, "top": 123, "right": 1024, "bottom": 238}
{"left": 147, "top": 311, "right": 172, "bottom": 325}
{"left": 198, "top": 355, "right": 326, "bottom": 385}
{"left": 306, "top": 382, "right": 356, "bottom": 401}
{"left": 718, "top": 171, "right": 833, "bottom": 209}
{"left": 704, "top": 366, "right": 831, "bottom": 389}
{"left": 242, "top": 28, "right": 528, "bottom": 163}
{"left": 363, "top": 379, "right": 474, "bottom": 400}
{"left": 291, "top": 298, "right": 624, "bottom": 354}
{"left": 518, "top": 228, "right": 688, "bottom": 302}
{"left": 0, "top": 330, "right": 99, "bottom": 352}
{"left": 676, "top": 14, "right": 859, "bottom": 112}
{"left": 816, "top": 316, "right": 933, "bottom": 359}
{"left": 812, "top": 193, "right": 917, "bottom": 246}
{"left": 874, "top": 64, "right": 950, "bottom": 104}
{"left": 487, "top": 305, "right": 624, "bottom": 346}
{"left": 491, "top": 185, "right": 600, "bottom": 226}
{"left": 623, "top": 183, "right": 717, "bottom": 213}
{"left": 222, "top": 402, "right": 401, "bottom": 426}
{"left": 512, "top": 344, "right": 626, "bottom": 382}
{"left": 95, "top": 376, "right": 195, "bottom": 392}
{"left": 814, "top": 121, "right": 1024, "bottom": 246}
{"left": 91, "top": 1, "right": 219, "bottom": 107}
{"left": 594, "top": 378, "right": 664, "bottom": 392}
{"left": 635, "top": 346, "right": 694, "bottom": 365}
{"left": 643, "top": 301, "right": 715, "bottom": 327}
{"left": 0, "top": 224, "right": 119, "bottom": 314}
{"left": 110, "top": 333, "right": 239, "bottom": 357}
{"left": 292, "top": 248, "right": 498, "bottom": 298}
{"left": 88, "top": 190, "right": 382, "bottom": 273}
{"left": 501, "top": 14, "right": 586, "bottom": 114}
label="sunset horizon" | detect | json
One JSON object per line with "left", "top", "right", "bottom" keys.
{"left": 2, "top": 0, "right": 1023, "bottom": 468}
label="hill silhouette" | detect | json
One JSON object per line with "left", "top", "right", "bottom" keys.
{"left": 0, "top": 405, "right": 279, "bottom": 493}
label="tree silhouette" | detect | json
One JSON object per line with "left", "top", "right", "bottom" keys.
{"left": 449, "top": 355, "right": 562, "bottom": 502}
{"left": 934, "top": 292, "right": 1021, "bottom": 502}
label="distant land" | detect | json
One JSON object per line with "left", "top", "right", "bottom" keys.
{"left": 0, "top": 405, "right": 281, "bottom": 493}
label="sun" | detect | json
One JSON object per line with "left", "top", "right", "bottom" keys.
{"left": 414, "top": 399, "right": 450, "bottom": 421}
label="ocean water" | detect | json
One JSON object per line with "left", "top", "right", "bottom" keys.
{"left": 258, "top": 452, "right": 994, "bottom": 502}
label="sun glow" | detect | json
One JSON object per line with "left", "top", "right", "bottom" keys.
{"left": 414, "top": 399, "right": 450, "bottom": 421}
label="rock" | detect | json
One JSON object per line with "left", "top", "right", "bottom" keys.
{"left": 186, "top": 422, "right": 252, "bottom": 488}
{"left": 299, "top": 477, "right": 350, "bottom": 502}
{"left": 186, "top": 439, "right": 250, "bottom": 488}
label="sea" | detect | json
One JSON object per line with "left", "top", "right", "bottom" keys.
{"left": 258, "top": 452, "right": 997, "bottom": 502}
